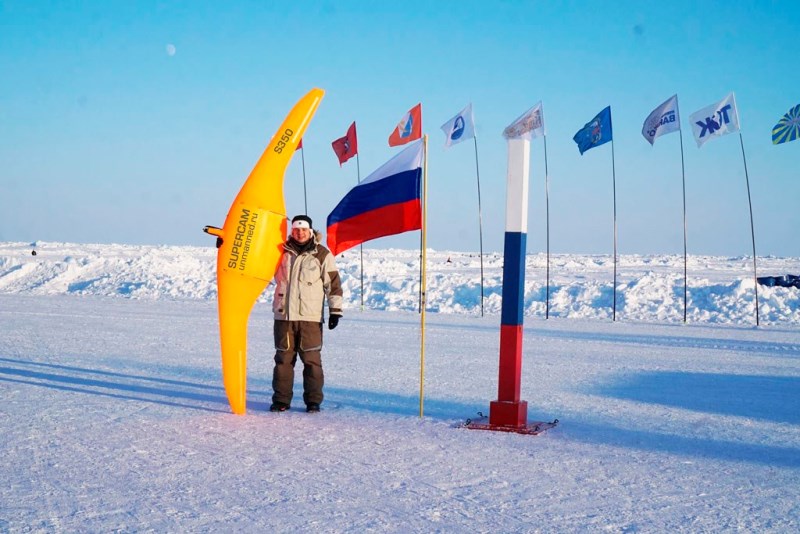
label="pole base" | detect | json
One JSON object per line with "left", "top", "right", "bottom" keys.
{"left": 489, "top": 400, "right": 528, "bottom": 427}
{"left": 464, "top": 417, "right": 559, "bottom": 436}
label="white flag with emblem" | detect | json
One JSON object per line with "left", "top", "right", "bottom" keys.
{"left": 642, "top": 94, "right": 680, "bottom": 145}
{"left": 503, "top": 102, "right": 545, "bottom": 140}
{"left": 689, "top": 92, "right": 740, "bottom": 148}
{"left": 440, "top": 103, "right": 476, "bottom": 149}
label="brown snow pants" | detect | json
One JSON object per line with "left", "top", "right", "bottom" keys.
{"left": 271, "top": 320, "right": 324, "bottom": 406}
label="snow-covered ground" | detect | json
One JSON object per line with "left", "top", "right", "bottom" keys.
{"left": 1, "top": 242, "right": 799, "bottom": 532}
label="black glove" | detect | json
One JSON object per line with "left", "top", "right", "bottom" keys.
{"left": 328, "top": 315, "right": 340, "bottom": 330}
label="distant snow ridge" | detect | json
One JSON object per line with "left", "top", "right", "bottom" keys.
{"left": 2, "top": 241, "right": 799, "bottom": 325}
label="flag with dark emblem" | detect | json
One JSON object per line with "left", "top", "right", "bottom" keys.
{"left": 331, "top": 121, "right": 358, "bottom": 166}
{"left": 573, "top": 106, "right": 612, "bottom": 155}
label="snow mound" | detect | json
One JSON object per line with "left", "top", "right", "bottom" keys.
{"left": 2, "top": 241, "right": 800, "bottom": 324}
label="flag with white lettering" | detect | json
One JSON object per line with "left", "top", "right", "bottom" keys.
{"left": 642, "top": 94, "right": 680, "bottom": 145}
{"left": 503, "top": 102, "right": 545, "bottom": 140}
{"left": 440, "top": 103, "right": 476, "bottom": 149}
{"left": 689, "top": 92, "right": 740, "bottom": 148}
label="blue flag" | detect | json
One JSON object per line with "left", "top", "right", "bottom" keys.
{"left": 573, "top": 106, "right": 612, "bottom": 155}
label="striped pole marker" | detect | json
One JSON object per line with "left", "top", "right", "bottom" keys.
{"left": 489, "top": 137, "right": 530, "bottom": 428}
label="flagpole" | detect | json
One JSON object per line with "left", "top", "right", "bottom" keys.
{"left": 472, "top": 136, "right": 485, "bottom": 317}
{"left": 356, "top": 153, "right": 364, "bottom": 312}
{"left": 418, "top": 144, "right": 423, "bottom": 314}
{"left": 611, "top": 139, "right": 618, "bottom": 322}
{"left": 420, "top": 135, "right": 428, "bottom": 418}
{"left": 678, "top": 128, "right": 688, "bottom": 323}
{"left": 418, "top": 233, "right": 423, "bottom": 313}
{"left": 300, "top": 145, "right": 308, "bottom": 215}
{"left": 738, "top": 132, "right": 760, "bottom": 326}
{"left": 543, "top": 133, "right": 551, "bottom": 319}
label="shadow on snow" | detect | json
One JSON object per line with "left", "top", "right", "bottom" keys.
{"left": 0, "top": 356, "right": 229, "bottom": 414}
{"left": 2, "top": 356, "right": 798, "bottom": 468}
{"left": 594, "top": 370, "right": 800, "bottom": 425}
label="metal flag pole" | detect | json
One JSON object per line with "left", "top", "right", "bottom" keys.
{"left": 420, "top": 135, "right": 429, "bottom": 417}
{"left": 738, "top": 132, "right": 759, "bottom": 326}
{"left": 356, "top": 153, "right": 364, "bottom": 312}
{"left": 543, "top": 133, "right": 551, "bottom": 319}
{"left": 611, "top": 138, "right": 618, "bottom": 322}
{"left": 678, "top": 128, "right": 689, "bottom": 323}
{"left": 300, "top": 143, "right": 308, "bottom": 215}
{"left": 472, "top": 136, "right": 485, "bottom": 317}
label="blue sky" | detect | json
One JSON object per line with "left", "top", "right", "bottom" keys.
{"left": 2, "top": 1, "right": 798, "bottom": 257}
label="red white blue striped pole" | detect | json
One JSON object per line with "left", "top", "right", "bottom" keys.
{"left": 489, "top": 137, "right": 530, "bottom": 428}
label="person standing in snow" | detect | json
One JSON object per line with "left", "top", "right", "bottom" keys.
{"left": 270, "top": 214, "right": 343, "bottom": 413}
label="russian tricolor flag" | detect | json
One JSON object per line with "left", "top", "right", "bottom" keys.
{"left": 327, "top": 140, "right": 423, "bottom": 256}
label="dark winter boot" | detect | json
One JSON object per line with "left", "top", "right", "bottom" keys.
{"left": 270, "top": 402, "right": 290, "bottom": 412}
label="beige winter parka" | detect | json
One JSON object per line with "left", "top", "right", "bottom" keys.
{"left": 272, "top": 232, "right": 343, "bottom": 322}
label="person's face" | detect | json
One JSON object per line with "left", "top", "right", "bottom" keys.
{"left": 292, "top": 226, "right": 312, "bottom": 244}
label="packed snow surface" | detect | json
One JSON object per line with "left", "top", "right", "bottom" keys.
{"left": 1, "top": 242, "right": 799, "bottom": 532}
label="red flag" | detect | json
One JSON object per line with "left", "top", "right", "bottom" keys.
{"left": 388, "top": 103, "right": 422, "bottom": 147}
{"left": 296, "top": 138, "right": 303, "bottom": 151}
{"left": 331, "top": 121, "right": 358, "bottom": 166}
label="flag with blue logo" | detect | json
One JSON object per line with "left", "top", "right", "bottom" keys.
{"left": 642, "top": 94, "right": 680, "bottom": 145}
{"left": 772, "top": 103, "right": 800, "bottom": 145}
{"left": 573, "top": 106, "right": 612, "bottom": 155}
{"left": 388, "top": 103, "right": 422, "bottom": 147}
{"left": 440, "top": 103, "right": 476, "bottom": 149}
{"left": 689, "top": 92, "right": 740, "bottom": 148}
